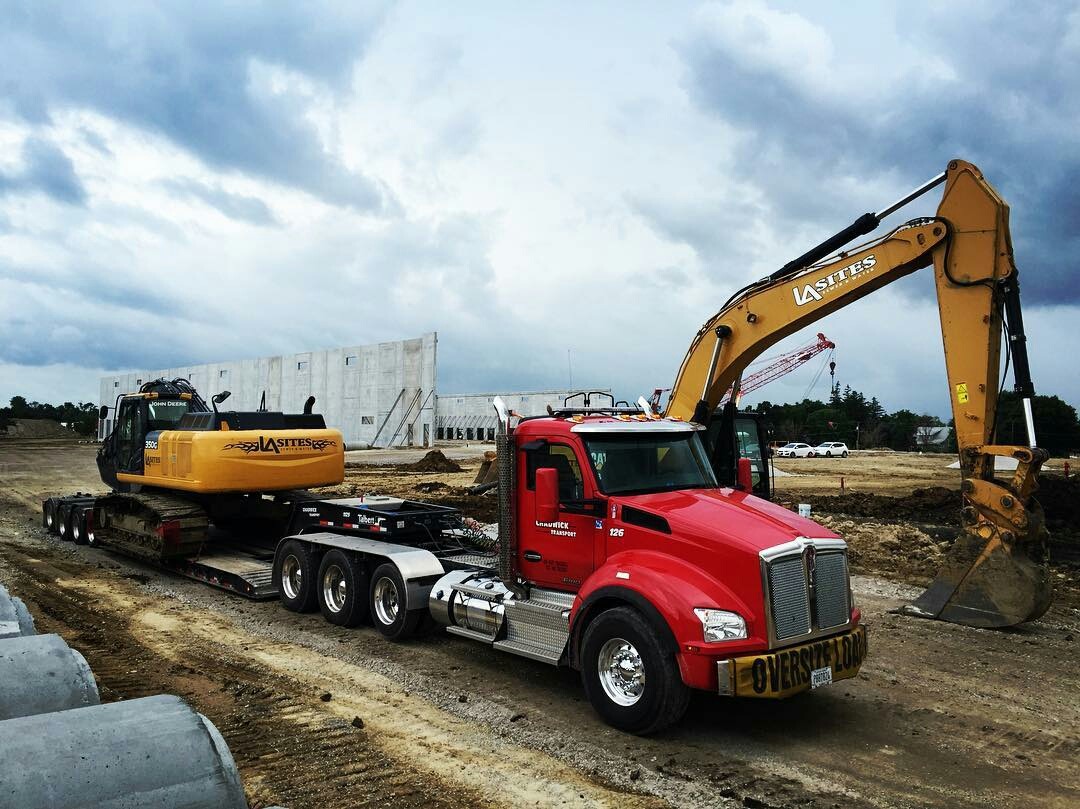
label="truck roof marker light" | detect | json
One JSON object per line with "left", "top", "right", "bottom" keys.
{"left": 616, "top": 571, "right": 630, "bottom": 580}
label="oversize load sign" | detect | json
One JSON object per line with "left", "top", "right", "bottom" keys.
{"left": 732, "top": 625, "right": 868, "bottom": 698}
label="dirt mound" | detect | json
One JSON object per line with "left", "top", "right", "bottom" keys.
{"left": 403, "top": 450, "right": 462, "bottom": 473}
{"left": 4, "top": 419, "right": 77, "bottom": 439}
{"left": 416, "top": 481, "right": 450, "bottom": 493}
{"left": 780, "top": 486, "right": 959, "bottom": 524}
{"left": 817, "top": 516, "right": 947, "bottom": 583}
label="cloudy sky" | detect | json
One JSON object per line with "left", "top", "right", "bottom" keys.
{"left": 1, "top": 0, "right": 1077, "bottom": 418}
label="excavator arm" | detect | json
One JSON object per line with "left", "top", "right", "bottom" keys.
{"left": 667, "top": 160, "right": 1051, "bottom": 628}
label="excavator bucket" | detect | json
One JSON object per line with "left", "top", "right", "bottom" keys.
{"left": 901, "top": 501, "right": 1053, "bottom": 628}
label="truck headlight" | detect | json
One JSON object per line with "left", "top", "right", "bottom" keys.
{"left": 693, "top": 608, "right": 747, "bottom": 642}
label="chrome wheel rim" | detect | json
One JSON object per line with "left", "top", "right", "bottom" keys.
{"left": 598, "top": 637, "right": 645, "bottom": 707}
{"left": 373, "top": 576, "right": 400, "bottom": 626}
{"left": 45, "top": 508, "right": 54, "bottom": 529}
{"left": 72, "top": 522, "right": 81, "bottom": 541}
{"left": 281, "top": 555, "right": 302, "bottom": 600}
{"left": 322, "top": 564, "right": 347, "bottom": 614}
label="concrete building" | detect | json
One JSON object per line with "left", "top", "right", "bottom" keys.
{"left": 99, "top": 334, "right": 437, "bottom": 449}
{"left": 435, "top": 389, "right": 612, "bottom": 441}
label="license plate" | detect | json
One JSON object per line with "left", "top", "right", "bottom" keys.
{"left": 723, "top": 625, "right": 867, "bottom": 698}
{"left": 810, "top": 666, "right": 833, "bottom": 689}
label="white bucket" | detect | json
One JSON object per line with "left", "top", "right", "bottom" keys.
{"left": 797, "top": 503, "right": 811, "bottom": 518}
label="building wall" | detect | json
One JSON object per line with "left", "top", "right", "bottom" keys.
{"left": 435, "top": 388, "right": 611, "bottom": 441}
{"left": 99, "top": 334, "right": 437, "bottom": 449}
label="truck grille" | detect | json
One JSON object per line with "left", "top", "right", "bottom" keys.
{"left": 766, "top": 546, "right": 850, "bottom": 643}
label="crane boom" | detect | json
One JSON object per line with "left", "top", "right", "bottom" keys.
{"left": 721, "top": 332, "right": 835, "bottom": 405}
{"left": 665, "top": 160, "right": 1051, "bottom": 628}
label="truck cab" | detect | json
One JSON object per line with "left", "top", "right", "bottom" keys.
{"left": 495, "top": 409, "right": 865, "bottom": 731}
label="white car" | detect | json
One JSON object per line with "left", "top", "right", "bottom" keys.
{"left": 812, "top": 442, "right": 850, "bottom": 458}
{"left": 776, "top": 442, "right": 814, "bottom": 458}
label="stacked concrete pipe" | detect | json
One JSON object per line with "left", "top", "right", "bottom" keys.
{"left": 0, "top": 578, "right": 286, "bottom": 809}
{"left": 0, "top": 581, "right": 36, "bottom": 639}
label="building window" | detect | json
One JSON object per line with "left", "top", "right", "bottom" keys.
{"left": 437, "top": 428, "right": 444, "bottom": 440}
{"left": 114, "top": 381, "right": 119, "bottom": 387}
{"left": 297, "top": 361, "right": 309, "bottom": 371}
{"left": 361, "top": 415, "right": 374, "bottom": 425}
{"left": 487, "top": 428, "right": 495, "bottom": 441}
{"left": 345, "top": 356, "right": 357, "bottom": 366}
{"left": 136, "top": 378, "right": 143, "bottom": 385}
{"left": 219, "top": 370, "right": 228, "bottom": 378}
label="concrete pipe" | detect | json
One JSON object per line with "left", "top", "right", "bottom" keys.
{"left": 0, "top": 582, "right": 35, "bottom": 639}
{"left": 0, "top": 634, "right": 99, "bottom": 720}
{"left": 0, "top": 694, "right": 248, "bottom": 809}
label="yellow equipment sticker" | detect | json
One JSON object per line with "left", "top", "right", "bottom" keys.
{"left": 956, "top": 382, "right": 969, "bottom": 404}
{"left": 725, "top": 625, "right": 867, "bottom": 698}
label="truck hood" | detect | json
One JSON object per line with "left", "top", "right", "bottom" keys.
{"left": 616, "top": 487, "right": 838, "bottom": 555}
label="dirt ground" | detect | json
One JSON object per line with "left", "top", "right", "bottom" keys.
{"left": 1, "top": 439, "right": 1078, "bottom": 809}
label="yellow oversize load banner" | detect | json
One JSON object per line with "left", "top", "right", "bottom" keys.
{"left": 730, "top": 625, "right": 867, "bottom": 698}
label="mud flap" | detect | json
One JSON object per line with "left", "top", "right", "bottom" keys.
{"left": 899, "top": 505, "right": 1053, "bottom": 628}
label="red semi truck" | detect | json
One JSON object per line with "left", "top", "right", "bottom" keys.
{"left": 272, "top": 396, "right": 865, "bottom": 734}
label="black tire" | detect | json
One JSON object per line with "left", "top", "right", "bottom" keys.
{"left": 275, "top": 539, "right": 319, "bottom": 612}
{"left": 317, "top": 550, "right": 370, "bottom": 627}
{"left": 57, "top": 503, "right": 74, "bottom": 541}
{"left": 71, "top": 507, "right": 89, "bottom": 546}
{"left": 43, "top": 499, "right": 59, "bottom": 533}
{"left": 84, "top": 506, "right": 101, "bottom": 547}
{"left": 842, "top": 451, "right": 849, "bottom": 458}
{"left": 825, "top": 451, "right": 832, "bottom": 458}
{"left": 369, "top": 562, "right": 422, "bottom": 641}
{"left": 580, "top": 606, "right": 689, "bottom": 735}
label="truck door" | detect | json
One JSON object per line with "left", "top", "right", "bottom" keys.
{"left": 518, "top": 441, "right": 600, "bottom": 590}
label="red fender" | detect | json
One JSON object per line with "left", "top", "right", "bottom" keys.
{"left": 570, "top": 549, "right": 766, "bottom": 690}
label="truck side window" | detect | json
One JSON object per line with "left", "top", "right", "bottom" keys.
{"left": 526, "top": 443, "right": 584, "bottom": 501}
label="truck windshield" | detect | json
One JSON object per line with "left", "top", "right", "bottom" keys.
{"left": 583, "top": 432, "right": 718, "bottom": 495}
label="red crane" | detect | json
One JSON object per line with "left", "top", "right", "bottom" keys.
{"left": 722, "top": 332, "right": 836, "bottom": 406}
{"left": 648, "top": 333, "right": 836, "bottom": 412}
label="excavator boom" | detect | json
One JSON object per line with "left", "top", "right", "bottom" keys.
{"left": 666, "top": 160, "right": 1052, "bottom": 628}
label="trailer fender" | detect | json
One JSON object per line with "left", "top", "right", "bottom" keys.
{"left": 279, "top": 532, "right": 443, "bottom": 610}
{"left": 569, "top": 551, "right": 753, "bottom": 686}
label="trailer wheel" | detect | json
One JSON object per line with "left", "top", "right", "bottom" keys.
{"left": 369, "top": 563, "right": 422, "bottom": 641}
{"left": 57, "top": 503, "right": 74, "bottom": 541}
{"left": 317, "top": 550, "right": 369, "bottom": 627}
{"left": 84, "top": 507, "right": 100, "bottom": 547}
{"left": 580, "top": 606, "right": 689, "bottom": 735}
{"left": 43, "top": 499, "right": 58, "bottom": 533}
{"left": 70, "top": 507, "right": 88, "bottom": 545}
{"left": 275, "top": 540, "right": 319, "bottom": 612}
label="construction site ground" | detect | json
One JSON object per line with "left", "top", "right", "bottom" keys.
{"left": 0, "top": 438, "right": 1077, "bottom": 809}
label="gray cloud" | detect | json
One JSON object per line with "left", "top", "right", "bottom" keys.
{"left": 1, "top": 1, "right": 391, "bottom": 211}
{"left": 163, "top": 178, "right": 278, "bottom": 226}
{"left": 677, "top": 1, "right": 1080, "bottom": 303}
{"left": 0, "top": 136, "right": 87, "bottom": 205}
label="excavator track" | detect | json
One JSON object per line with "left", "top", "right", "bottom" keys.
{"left": 96, "top": 492, "right": 210, "bottom": 562}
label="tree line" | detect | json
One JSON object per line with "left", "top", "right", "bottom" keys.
{"left": 0, "top": 396, "right": 99, "bottom": 436}
{"left": 747, "top": 384, "right": 1080, "bottom": 457}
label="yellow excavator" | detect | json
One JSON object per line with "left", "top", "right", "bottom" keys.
{"left": 666, "top": 159, "right": 1052, "bottom": 628}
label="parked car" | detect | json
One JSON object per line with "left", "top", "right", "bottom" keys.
{"left": 775, "top": 442, "right": 814, "bottom": 458}
{"left": 812, "top": 441, "right": 850, "bottom": 457}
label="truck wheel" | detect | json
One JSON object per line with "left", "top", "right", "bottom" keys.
{"left": 84, "top": 508, "right": 100, "bottom": 547}
{"left": 43, "top": 499, "right": 59, "bottom": 533}
{"left": 317, "top": 550, "right": 369, "bottom": 627}
{"left": 581, "top": 607, "right": 689, "bottom": 735}
{"left": 369, "top": 563, "right": 422, "bottom": 641}
{"left": 275, "top": 540, "right": 318, "bottom": 613}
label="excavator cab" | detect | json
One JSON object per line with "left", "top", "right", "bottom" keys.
{"left": 706, "top": 403, "right": 771, "bottom": 500}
